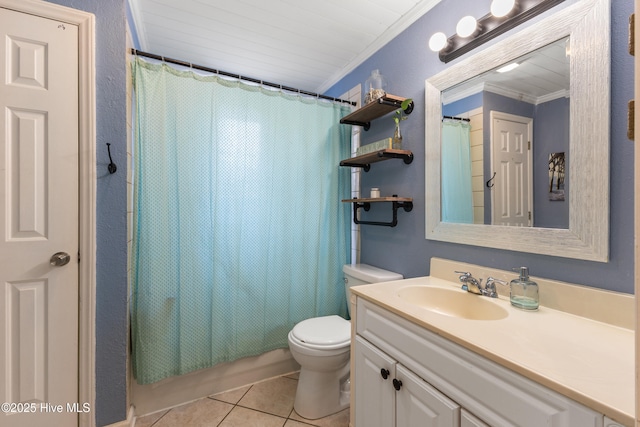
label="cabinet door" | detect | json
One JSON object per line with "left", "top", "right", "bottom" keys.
{"left": 461, "top": 409, "right": 490, "bottom": 427}
{"left": 354, "top": 336, "right": 396, "bottom": 427}
{"left": 396, "top": 364, "right": 460, "bottom": 427}
{"left": 603, "top": 417, "right": 624, "bottom": 427}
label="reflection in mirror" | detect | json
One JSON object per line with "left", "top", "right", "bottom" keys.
{"left": 425, "top": 0, "right": 610, "bottom": 262}
{"left": 440, "top": 37, "right": 570, "bottom": 228}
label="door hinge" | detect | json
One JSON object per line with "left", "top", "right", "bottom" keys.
{"left": 629, "top": 14, "right": 636, "bottom": 139}
{"left": 630, "top": 14, "right": 635, "bottom": 56}
{"left": 528, "top": 211, "right": 532, "bottom": 221}
{"left": 528, "top": 140, "right": 531, "bottom": 150}
{"left": 78, "top": 251, "right": 81, "bottom": 263}
{"left": 628, "top": 100, "right": 635, "bottom": 140}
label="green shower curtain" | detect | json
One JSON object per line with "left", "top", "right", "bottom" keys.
{"left": 441, "top": 119, "right": 474, "bottom": 223}
{"left": 131, "top": 58, "right": 352, "bottom": 384}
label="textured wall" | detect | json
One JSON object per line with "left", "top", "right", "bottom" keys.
{"left": 325, "top": 0, "right": 635, "bottom": 294}
{"left": 44, "top": 1, "right": 129, "bottom": 425}
{"left": 28, "top": 0, "right": 635, "bottom": 425}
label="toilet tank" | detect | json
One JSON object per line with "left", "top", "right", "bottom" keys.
{"left": 343, "top": 264, "right": 403, "bottom": 315}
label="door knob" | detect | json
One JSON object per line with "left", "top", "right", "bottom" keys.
{"left": 50, "top": 252, "right": 71, "bottom": 267}
{"left": 393, "top": 378, "right": 402, "bottom": 391}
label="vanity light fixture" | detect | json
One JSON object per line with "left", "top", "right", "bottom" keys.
{"left": 456, "top": 16, "right": 478, "bottom": 38}
{"left": 491, "top": 0, "right": 516, "bottom": 17}
{"left": 430, "top": 0, "right": 566, "bottom": 63}
{"left": 428, "top": 32, "right": 448, "bottom": 52}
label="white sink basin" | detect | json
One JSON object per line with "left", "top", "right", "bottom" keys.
{"left": 397, "top": 286, "right": 508, "bottom": 320}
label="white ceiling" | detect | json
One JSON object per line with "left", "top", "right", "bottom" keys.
{"left": 443, "top": 37, "right": 570, "bottom": 105}
{"left": 127, "top": 0, "right": 441, "bottom": 94}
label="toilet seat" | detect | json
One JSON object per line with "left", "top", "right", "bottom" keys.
{"left": 291, "top": 315, "right": 350, "bottom": 350}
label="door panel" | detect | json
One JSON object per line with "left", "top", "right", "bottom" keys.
{"left": 0, "top": 7, "right": 79, "bottom": 427}
{"left": 491, "top": 115, "right": 532, "bottom": 226}
{"left": 396, "top": 364, "right": 460, "bottom": 427}
{"left": 354, "top": 336, "right": 396, "bottom": 427}
{"left": 461, "top": 409, "right": 490, "bottom": 427}
{"left": 8, "top": 108, "right": 48, "bottom": 240}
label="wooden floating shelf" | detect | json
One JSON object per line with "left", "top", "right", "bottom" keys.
{"left": 340, "top": 149, "right": 413, "bottom": 172}
{"left": 340, "top": 94, "right": 413, "bottom": 131}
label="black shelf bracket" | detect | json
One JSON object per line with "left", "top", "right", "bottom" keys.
{"left": 339, "top": 150, "right": 414, "bottom": 172}
{"left": 389, "top": 98, "right": 414, "bottom": 115}
{"left": 340, "top": 118, "right": 373, "bottom": 131}
{"left": 351, "top": 199, "right": 413, "bottom": 227}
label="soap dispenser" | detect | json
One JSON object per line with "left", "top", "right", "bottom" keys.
{"left": 510, "top": 267, "right": 539, "bottom": 310}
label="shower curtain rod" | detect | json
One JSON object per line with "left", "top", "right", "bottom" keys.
{"left": 442, "top": 115, "right": 470, "bottom": 122}
{"left": 131, "top": 49, "right": 357, "bottom": 106}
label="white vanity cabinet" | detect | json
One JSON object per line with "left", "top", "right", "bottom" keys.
{"left": 461, "top": 410, "right": 490, "bottom": 427}
{"left": 354, "top": 335, "right": 460, "bottom": 427}
{"left": 353, "top": 298, "right": 603, "bottom": 427}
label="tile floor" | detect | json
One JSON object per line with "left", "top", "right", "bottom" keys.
{"left": 134, "top": 372, "right": 350, "bottom": 427}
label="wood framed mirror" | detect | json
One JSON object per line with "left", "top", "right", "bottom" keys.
{"left": 425, "top": 0, "right": 609, "bottom": 262}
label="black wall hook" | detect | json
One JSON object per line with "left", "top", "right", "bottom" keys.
{"left": 106, "top": 143, "right": 117, "bottom": 174}
{"left": 486, "top": 171, "right": 496, "bottom": 188}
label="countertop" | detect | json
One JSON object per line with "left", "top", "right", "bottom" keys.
{"left": 351, "top": 275, "right": 634, "bottom": 426}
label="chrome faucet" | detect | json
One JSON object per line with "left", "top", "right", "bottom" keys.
{"left": 455, "top": 271, "right": 507, "bottom": 298}
{"left": 455, "top": 271, "right": 483, "bottom": 295}
{"left": 484, "top": 277, "right": 508, "bottom": 298}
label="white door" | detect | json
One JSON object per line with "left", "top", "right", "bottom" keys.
{"left": 354, "top": 336, "right": 396, "bottom": 427}
{"left": 395, "top": 364, "right": 460, "bottom": 427}
{"left": 0, "top": 7, "right": 79, "bottom": 427}
{"left": 490, "top": 112, "right": 533, "bottom": 226}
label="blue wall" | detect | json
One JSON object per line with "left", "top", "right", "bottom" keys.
{"left": 442, "top": 92, "right": 482, "bottom": 116}
{"left": 44, "top": 1, "right": 128, "bottom": 425}
{"left": 534, "top": 97, "right": 570, "bottom": 228}
{"left": 326, "top": 0, "right": 634, "bottom": 294}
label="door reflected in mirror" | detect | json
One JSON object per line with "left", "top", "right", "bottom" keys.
{"left": 440, "top": 37, "right": 569, "bottom": 228}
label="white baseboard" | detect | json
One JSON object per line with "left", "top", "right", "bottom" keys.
{"left": 131, "top": 348, "right": 299, "bottom": 417}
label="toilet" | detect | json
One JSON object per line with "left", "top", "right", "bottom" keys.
{"left": 287, "top": 264, "right": 403, "bottom": 419}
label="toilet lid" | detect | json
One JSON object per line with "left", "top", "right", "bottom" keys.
{"left": 291, "top": 315, "right": 350, "bottom": 348}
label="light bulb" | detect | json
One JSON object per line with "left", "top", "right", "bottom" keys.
{"left": 491, "top": 0, "right": 516, "bottom": 17}
{"left": 429, "top": 32, "right": 448, "bottom": 52}
{"left": 456, "top": 16, "right": 477, "bottom": 38}
{"left": 496, "top": 62, "right": 519, "bottom": 73}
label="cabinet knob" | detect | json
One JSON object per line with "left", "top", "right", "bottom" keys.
{"left": 393, "top": 378, "right": 403, "bottom": 391}
{"left": 380, "top": 368, "right": 390, "bottom": 380}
